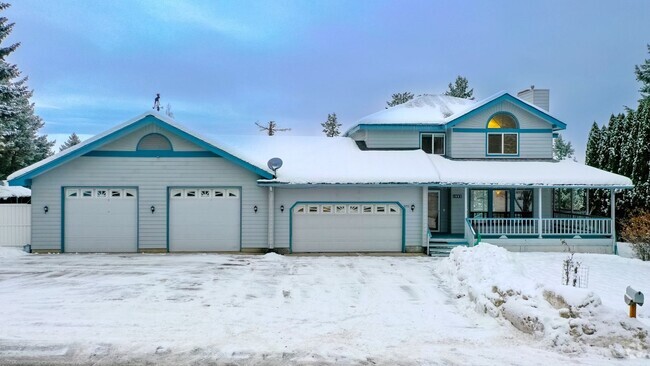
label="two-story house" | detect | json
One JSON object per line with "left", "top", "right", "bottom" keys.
{"left": 8, "top": 87, "right": 632, "bottom": 255}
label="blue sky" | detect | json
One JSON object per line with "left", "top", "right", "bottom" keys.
{"left": 6, "top": 0, "right": 650, "bottom": 161}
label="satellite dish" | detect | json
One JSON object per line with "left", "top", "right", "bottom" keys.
{"left": 267, "top": 157, "right": 283, "bottom": 177}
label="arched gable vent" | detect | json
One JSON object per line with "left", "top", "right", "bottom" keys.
{"left": 137, "top": 133, "right": 173, "bottom": 151}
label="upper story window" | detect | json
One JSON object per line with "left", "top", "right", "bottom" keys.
{"left": 136, "top": 133, "right": 173, "bottom": 151}
{"left": 421, "top": 133, "right": 445, "bottom": 155}
{"left": 486, "top": 113, "right": 518, "bottom": 155}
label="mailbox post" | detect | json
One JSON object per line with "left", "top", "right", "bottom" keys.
{"left": 624, "top": 286, "right": 644, "bottom": 318}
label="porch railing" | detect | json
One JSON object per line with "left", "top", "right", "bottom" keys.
{"left": 467, "top": 217, "right": 612, "bottom": 237}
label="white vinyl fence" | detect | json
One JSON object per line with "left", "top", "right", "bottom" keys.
{"left": 0, "top": 204, "right": 31, "bottom": 247}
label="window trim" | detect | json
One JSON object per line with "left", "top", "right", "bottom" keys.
{"left": 136, "top": 133, "right": 173, "bottom": 151}
{"left": 419, "top": 133, "right": 446, "bottom": 155}
{"left": 469, "top": 188, "right": 534, "bottom": 218}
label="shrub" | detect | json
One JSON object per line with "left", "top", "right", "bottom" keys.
{"left": 620, "top": 212, "right": 650, "bottom": 261}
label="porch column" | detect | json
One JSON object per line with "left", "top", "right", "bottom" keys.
{"left": 537, "top": 187, "right": 543, "bottom": 239}
{"left": 464, "top": 187, "right": 469, "bottom": 242}
{"left": 611, "top": 189, "right": 616, "bottom": 246}
{"left": 422, "top": 187, "right": 428, "bottom": 249}
{"left": 268, "top": 187, "right": 274, "bottom": 250}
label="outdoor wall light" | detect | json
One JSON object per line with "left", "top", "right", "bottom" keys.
{"left": 280, "top": 205, "right": 285, "bottom": 213}
{"left": 150, "top": 205, "right": 155, "bottom": 214}
{"left": 254, "top": 205, "right": 258, "bottom": 213}
{"left": 410, "top": 204, "right": 415, "bottom": 212}
{"left": 43, "top": 205, "right": 49, "bottom": 214}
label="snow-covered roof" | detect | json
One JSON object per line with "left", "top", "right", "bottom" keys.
{"left": 214, "top": 135, "right": 633, "bottom": 187}
{"left": 0, "top": 184, "right": 31, "bottom": 199}
{"left": 348, "top": 91, "right": 566, "bottom": 135}
{"left": 356, "top": 94, "right": 477, "bottom": 125}
{"left": 8, "top": 112, "right": 631, "bottom": 188}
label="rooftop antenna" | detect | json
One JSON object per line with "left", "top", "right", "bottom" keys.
{"left": 267, "top": 157, "right": 283, "bottom": 179}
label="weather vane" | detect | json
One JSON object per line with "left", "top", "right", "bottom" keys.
{"left": 153, "top": 93, "right": 161, "bottom": 111}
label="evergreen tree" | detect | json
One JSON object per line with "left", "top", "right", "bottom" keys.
{"left": 635, "top": 44, "right": 650, "bottom": 100}
{"left": 553, "top": 133, "right": 575, "bottom": 160}
{"left": 59, "top": 132, "right": 81, "bottom": 151}
{"left": 321, "top": 113, "right": 341, "bottom": 137}
{"left": 444, "top": 75, "right": 474, "bottom": 99}
{"left": 584, "top": 122, "right": 602, "bottom": 167}
{"left": 0, "top": 3, "right": 54, "bottom": 179}
{"left": 386, "top": 92, "right": 414, "bottom": 108}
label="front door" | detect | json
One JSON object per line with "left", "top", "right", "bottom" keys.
{"left": 428, "top": 191, "right": 440, "bottom": 232}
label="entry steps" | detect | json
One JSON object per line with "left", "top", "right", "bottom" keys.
{"left": 428, "top": 237, "right": 469, "bottom": 257}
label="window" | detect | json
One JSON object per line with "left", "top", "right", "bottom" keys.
{"left": 82, "top": 190, "right": 93, "bottom": 198}
{"left": 125, "top": 190, "right": 136, "bottom": 197}
{"left": 321, "top": 205, "right": 332, "bottom": 214}
{"left": 226, "top": 189, "right": 239, "bottom": 198}
{"left": 470, "top": 190, "right": 488, "bottom": 218}
{"left": 487, "top": 113, "right": 518, "bottom": 155}
{"left": 66, "top": 189, "right": 79, "bottom": 198}
{"left": 96, "top": 189, "right": 107, "bottom": 198}
{"left": 421, "top": 133, "right": 445, "bottom": 155}
{"left": 335, "top": 205, "right": 346, "bottom": 214}
{"left": 553, "top": 188, "right": 587, "bottom": 215}
{"left": 492, "top": 190, "right": 510, "bottom": 218}
{"left": 185, "top": 190, "right": 197, "bottom": 198}
{"left": 375, "top": 205, "right": 386, "bottom": 214}
{"left": 362, "top": 205, "right": 373, "bottom": 214}
{"left": 110, "top": 189, "right": 122, "bottom": 198}
{"left": 214, "top": 189, "right": 225, "bottom": 197}
{"left": 200, "top": 189, "right": 211, "bottom": 198}
{"left": 515, "top": 190, "right": 533, "bottom": 218}
{"left": 348, "top": 205, "right": 359, "bottom": 214}
{"left": 171, "top": 189, "right": 183, "bottom": 197}
{"left": 136, "top": 133, "right": 172, "bottom": 151}
{"left": 295, "top": 205, "right": 306, "bottom": 214}
{"left": 388, "top": 205, "right": 400, "bottom": 214}
{"left": 308, "top": 205, "right": 319, "bottom": 213}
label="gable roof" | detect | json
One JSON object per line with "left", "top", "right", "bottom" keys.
{"left": 7, "top": 112, "right": 274, "bottom": 186}
{"left": 345, "top": 91, "right": 567, "bottom": 136}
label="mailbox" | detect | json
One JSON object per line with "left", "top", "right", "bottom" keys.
{"left": 624, "top": 286, "right": 644, "bottom": 306}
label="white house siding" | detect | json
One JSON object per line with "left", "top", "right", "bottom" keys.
{"left": 450, "top": 188, "right": 465, "bottom": 234}
{"left": 29, "top": 157, "right": 268, "bottom": 251}
{"left": 97, "top": 124, "right": 204, "bottom": 152}
{"left": 448, "top": 100, "right": 554, "bottom": 159}
{"left": 273, "top": 186, "right": 423, "bottom": 250}
{"left": 361, "top": 130, "right": 420, "bottom": 149}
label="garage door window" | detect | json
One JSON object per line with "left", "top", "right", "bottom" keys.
{"left": 388, "top": 205, "right": 400, "bottom": 214}
{"left": 214, "top": 189, "right": 224, "bottom": 197}
{"left": 171, "top": 189, "right": 182, "bottom": 197}
{"left": 295, "top": 205, "right": 305, "bottom": 213}
{"left": 335, "top": 205, "right": 346, "bottom": 214}
{"left": 227, "top": 189, "right": 239, "bottom": 198}
{"left": 185, "top": 190, "right": 197, "bottom": 198}
{"left": 111, "top": 189, "right": 121, "bottom": 198}
{"left": 375, "top": 205, "right": 386, "bottom": 213}
{"left": 125, "top": 189, "right": 136, "bottom": 197}
{"left": 349, "top": 205, "right": 359, "bottom": 214}
{"left": 66, "top": 189, "right": 79, "bottom": 198}
{"left": 82, "top": 189, "right": 93, "bottom": 197}
{"left": 321, "top": 205, "right": 332, "bottom": 214}
{"left": 308, "top": 205, "right": 319, "bottom": 213}
{"left": 96, "top": 190, "right": 107, "bottom": 198}
{"left": 362, "top": 205, "right": 373, "bottom": 214}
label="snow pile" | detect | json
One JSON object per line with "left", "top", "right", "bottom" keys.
{"left": 437, "top": 243, "right": 650, "bottom": 358}
{"left": 355, "top": 94, "right": 476, "bottom": 125}
{"left": 0, "top": 246, "right": 28, "bottom": 258}
{"left": 0, "top": 184, "right": 30, "bottom": 199}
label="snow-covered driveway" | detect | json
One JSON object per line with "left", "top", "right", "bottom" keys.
{"left": 0, "top": 249, "right": 641, "bottom": 365}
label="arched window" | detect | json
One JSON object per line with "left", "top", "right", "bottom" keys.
{"left": 486, "top": 113, "right": 518, "bottom": 155}
{"left": 136, "top": 133, "right": 173, "bottom": 151}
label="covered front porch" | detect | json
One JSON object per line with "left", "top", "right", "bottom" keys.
{"left": 424, "top": 186, "right": 618, "bottom": 255}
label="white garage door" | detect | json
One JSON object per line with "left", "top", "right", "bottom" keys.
{"left": 64, "top": 187, "right": 138, "bottom": 252}
{"left": 169, "top": 188, "right": 240, "bottom": 251}
{"left": 292, "top": 203, "right": 403, "bottom": 252}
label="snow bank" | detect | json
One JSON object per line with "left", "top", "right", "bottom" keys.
{"left": 437, "top": 243, "right": 650, "bottom": 358}
{"left": 0, "top": 246, "right": 29, "bottom": 259}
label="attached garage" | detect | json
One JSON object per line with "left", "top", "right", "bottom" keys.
{"left": 291, "top": 202, "right": 404, "bottom": 252}
{"left": 168, "top": 187, "right": 241, "bottom": 252}
{"left": 64, "top": 187, "right": 138, "bottom": 252}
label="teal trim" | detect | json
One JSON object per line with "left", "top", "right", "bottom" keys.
{"left": 166, "top": 187, "right": 170, "bottom": 253}
{"left": 288, "top": 201, "right": 406, "bottom": 253}
{"left": 344, "top": 123, "right": 447, "bottom": 136}
{"left": 8, "top": 114, "right": 273, "bottom": 186}
{"left": 166, "top": 185, "right": 243, "bottom": 252}
{"left": 61, "top": 185, "right": 139, "bottom": 253}
{"left": 453, "top": 128, "right": 551, "bottom": 133}
{"left": 256, "top": 182, "right": 634, "bottom": 189}
{"left": 136, "top": 133, "right": 173, "bottom": 151}
{"left": 446, "top": 93, "right": 567, "bottom": 130}
{"left": 84, "top": 151, "right": 219, "bottom": 158}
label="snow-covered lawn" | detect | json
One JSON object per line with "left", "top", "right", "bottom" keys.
{"left": 0, "top": 247, "right": 648, "bottom": 365}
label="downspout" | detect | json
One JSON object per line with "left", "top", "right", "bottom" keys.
{"left": 268, "top": 186, "right": 274, "bottom": 250}
{"left": 611, "top": 189, "right": 616, "bottom": 254}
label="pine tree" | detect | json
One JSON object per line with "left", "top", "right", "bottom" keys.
{"left": 585, "top": 122, "right": 602, "bottom": 167}
{"left": 553, "top": 133, "right": 575, "bottom": 160}
{"left": 59, "top": 133, "right": 81, "bottom": 151}
{"left": 635, "top": 44, "right": 650, "bottom": 101}
{"left": 444, "top": 75, "right": 474, "bottom": 99}
{"left": 386, "top": 92, "right": 414, "bottom": 108}
{"left": 0, "top": 3, "right": 54, "bottom": 179}
{"left": 321, "top": 113, "right": 341, "bottom": 137}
